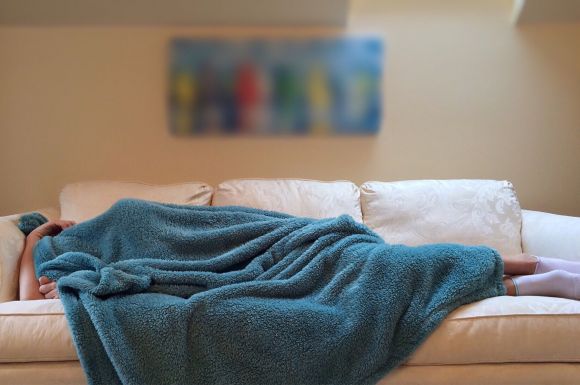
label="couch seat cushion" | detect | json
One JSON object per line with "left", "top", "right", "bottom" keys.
{"left": 0, "top": 300, "right": 76, "bottom": 363}
{"left": 361, "top": 179, "right": 522, "bottom": 256}
{"left": 60, "top": 181, "right": 214, "bottom": 223}
{"left": 212, "top": 179, "right": 363, "bottom": 222}
{"left": 2, "top": 295, "right": 579, "bottom": 365}
{"left": 407, "top": 295, "right": 580, "bottom": 365}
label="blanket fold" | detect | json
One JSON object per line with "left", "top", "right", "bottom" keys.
{"left": 34, "top": 199, "right": 505, "bottom": 385}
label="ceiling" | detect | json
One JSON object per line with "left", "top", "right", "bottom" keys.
{"left": 512, "top": 0, "right": 580, "bottom": 23}
{"left": 0, "top": 0, "right": 349, "bottom": 26}
{"left": 1, "top": 0, "right": 578, "bottom": 26}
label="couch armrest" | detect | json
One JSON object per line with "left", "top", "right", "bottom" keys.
{"left": 0, "top": 208, "right": 60, "bottom": 303}
{"left": 522, "top": 210, "right": 580, "bottom": 262}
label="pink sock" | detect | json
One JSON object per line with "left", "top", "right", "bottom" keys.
{"left": 534, "top": 256, "right": 580, "bottom": 275}
{"left": 512, "top": 270, "right": 580, "bottom": 300}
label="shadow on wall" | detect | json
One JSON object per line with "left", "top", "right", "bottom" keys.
{"left": 507, "top": 24, "right": 580, "bottom": 215}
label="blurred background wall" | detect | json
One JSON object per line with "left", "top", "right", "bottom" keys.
{"left": 1, "top": 0, "right": 579, "bottom": 216}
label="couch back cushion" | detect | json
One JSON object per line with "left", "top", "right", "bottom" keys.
{"left": 360, "top": 180, "right": 522, "bottom": 256}
{"left": 212, "top": 179, "right": 363, "bottom": 222}
{"left": 60, "top": 181, "right": 214, "bottom": 223}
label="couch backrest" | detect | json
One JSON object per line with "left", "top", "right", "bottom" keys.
{"left": 361, "top": 179, "right": 522, "bottom": 256}
{"left": 60, "top": 181, "right": 213, "bottom": 223}
{"left": 58, "top": 178, "right": 523, "bottom": 255}
{"left": 212, "top": 179, "right": 363, "bottom": 222}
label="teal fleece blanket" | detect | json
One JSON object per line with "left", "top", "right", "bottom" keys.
{"left": 34, "top": 199, "right": 505, "bottom": 385}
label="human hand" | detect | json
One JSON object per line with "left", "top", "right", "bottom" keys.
{"left": 28, "top": 220, "right": 75, "bottom": 241}
{"left": 38, "top": 276, "right": 60, "bottom": 299}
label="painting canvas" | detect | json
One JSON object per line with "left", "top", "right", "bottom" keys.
{"left": 169, "top": 38, "right": 383, "bottom": 135}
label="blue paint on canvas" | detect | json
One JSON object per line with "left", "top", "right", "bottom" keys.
{"left": 169, "top": 38, "right": 383, "bottom": 135}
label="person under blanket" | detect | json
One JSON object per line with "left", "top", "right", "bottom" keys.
{"left": 18, "top": 218, "right": 580, "bottom": 301}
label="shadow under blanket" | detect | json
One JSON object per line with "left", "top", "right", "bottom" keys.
{"left": 34, "top": 199, "right": 505, "bottom": 385}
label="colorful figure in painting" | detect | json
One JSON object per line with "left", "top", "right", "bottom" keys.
{"left": 234, "top": 62, "right": 262, "bottom": 134}
{"left": 196, "top": 62, "right": 223, "bottom": 133}
{"left": 306, "top": 65, "right": 332, "bottom": 135}
{"left": 171, "top": 71, "right": 196, "bottom": 135}
{"left": 272, "top": 66, "right": 305, "bottom": 134}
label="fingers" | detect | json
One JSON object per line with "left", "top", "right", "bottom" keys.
{"left": 58, "top": 220, "right": 76, "bottom": 229}
{"left": 38, "top": 276, "right": 60, "bottom": 299}
{"left": 45, "top": 289, "right": 60, "bottom": 300}
{"left": 38, "top": 276, "right": 51, "bottom": 285}
{"left": 39, "top": 281, "right": 57, "bottom": 295}
{"left": 49, "top": 220, "right": 76, "bottom": 233}
{"left": 32, "top": 220, "right": 76, "bottom": 238}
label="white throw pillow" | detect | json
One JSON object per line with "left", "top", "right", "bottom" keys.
{"left": 522, "top": 210, "right": 580, "bottom": 262}
{"left": 0, "top": 208, "right": 59, "bottom": 302}
{"left": 60, "top": 181, "right": 214, "bottom": 223}
{"left": 360, "top": 180, "right": 522, "bottom": 256}
{"left": 0, "top": 219, "right": 24, "bottom": 302}
{"left": 212, "top": 179, "right": 363, "bottom": 222}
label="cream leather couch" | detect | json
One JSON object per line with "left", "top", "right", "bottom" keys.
{"left": 1, "top": 179, "right": 579, "bottom": 385}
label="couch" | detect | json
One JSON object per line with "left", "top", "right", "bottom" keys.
{"left": 1, "top": 178, "right": 579, "bottom": 385}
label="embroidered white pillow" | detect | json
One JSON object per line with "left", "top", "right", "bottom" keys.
{"left": 360, "top": 179, "right": 522, "bottom": 256}
{"left": 212, "top": 178, "right": 363, "bottom": 222}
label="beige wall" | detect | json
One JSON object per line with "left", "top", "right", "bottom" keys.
{"left": 1, "top": 0, "right": 579, "bottom": 216}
